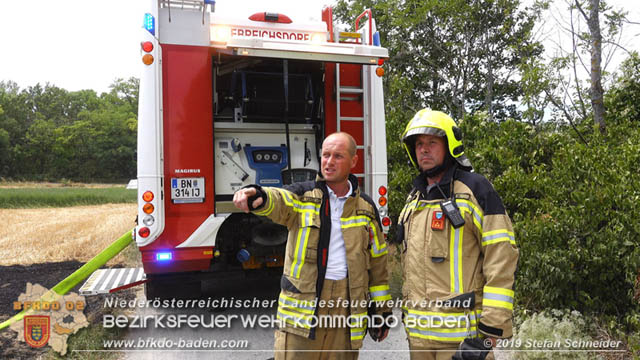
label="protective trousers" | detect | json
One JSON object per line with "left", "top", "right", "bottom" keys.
{"left": 408, "top": 341, "right": 495, "bottom": 360}
{"left": 274, "top": 278, "right": 357, "bottom": 360}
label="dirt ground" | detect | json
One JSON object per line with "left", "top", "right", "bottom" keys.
{"left": 0, "top": 261, "right": 136, "bottom": 359}
{"left": 0, "top": 203, "right": 139, "bottom": 359}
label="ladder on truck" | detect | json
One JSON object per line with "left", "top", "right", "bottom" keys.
{"left": 336, "top": 63, "right": 368, "bottom": 186}
{"left": 335, "top": 10, "right": 375, "bottom": 192}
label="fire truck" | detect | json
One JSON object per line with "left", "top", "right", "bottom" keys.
{"left": 134, "top": 0, "right": 390, "bottom": 298}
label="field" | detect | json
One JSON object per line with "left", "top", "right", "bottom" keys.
{"left": 0, "top": 182, "right": 136, "bottom": 208}
{"left": 0, "top": 204, "right": 138, "bottom": 266}
{"left": 0, "top": 182, "right": 138, "bottom": 266}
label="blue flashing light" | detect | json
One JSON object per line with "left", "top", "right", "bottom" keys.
{"left": 373, "top": 31, "right": 381, "bottom": 46}
{"left": 236, "top": 249, "right": 251, "bottom": 263}
{"left": 156, "top": 252, "right": 172, "bottom": 261}
{"left": 204, "top": 0, "right": 216, "bottom": 4}
{"left": 144, "top": 13, "right": 155, "bottom": 36}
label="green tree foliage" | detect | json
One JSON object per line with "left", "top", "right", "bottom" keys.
{"left": 466, "top": 113, "right": 640, "bottom": 323}
{"left": 605, "top": 52, "right": 640, "bottom": 124}
{"left": 334, "top": 0, "right": 542, "bottom": 121}
{"left": 0, "top": 78, "right": 138, "bottom": 182}
{"left": 0, "top": 106, "right": 9, "bottom": 175}
{"left": 461, "top": 54, "right": 640, "bottom": 331}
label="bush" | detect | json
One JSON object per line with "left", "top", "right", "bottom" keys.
{"left": 510, "top": 310, "right": 593, "bottom": 360}
{"left": 515, "top": 121, "right": 640, "bottom": 319}
{"left": 460, "top": 113, "right": 640, "bottom": 330}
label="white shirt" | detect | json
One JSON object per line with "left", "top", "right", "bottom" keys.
{"left": 324, "top": 181, "right": 352, "bottom": 280}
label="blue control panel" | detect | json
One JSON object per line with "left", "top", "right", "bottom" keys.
{"left": 244, "top": 146, "right": 288, "bottom": 187}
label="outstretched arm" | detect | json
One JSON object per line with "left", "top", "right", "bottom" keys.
{"left": 233, "top": 186, "right": 264, "bottom": 213}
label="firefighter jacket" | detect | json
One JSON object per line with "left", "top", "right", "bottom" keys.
{"left": 397, "top": 165, "right": 519, "bottom": 346}
{"left": 249, "top": 175, "right": 391, "bottom": 349}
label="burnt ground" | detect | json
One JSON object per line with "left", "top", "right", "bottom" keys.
{"left": 0, "top": 261, "right": 135, "bottom": 359}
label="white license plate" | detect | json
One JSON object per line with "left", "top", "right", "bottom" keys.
{"left": 171, "top": 177, "right": 205, "bottom": 203}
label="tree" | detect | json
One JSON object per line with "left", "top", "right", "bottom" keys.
{"left": 335, "top": 0, "right": 543, "bottom": 121}
{"left": 102, "top": 77, "right": 140, "bottom": 115}
{"left": 0, "top": 81, "right": 31, "bottom": 177}
{"left": 333, "top": 0, "right": 544, "bottom": 233}
{"left": 0, "top": 78, "right": 139, "bottom": 181}
{"left": 23, "top": 117, "right": 57, "bottom": 178}
{"left": 543, "top": 0, "right": 636, "bottom": 133}
{"left": 605, "top": 52, "right": 640, "bottom": 125}
{"left": 0, "top": 105, "right": 9, "bottom": 176}
{"left": 575, "top": 0, "right": 605, "bottom": 131}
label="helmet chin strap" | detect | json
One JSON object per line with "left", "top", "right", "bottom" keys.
{"left": 422, "top": 154, "right": 455, "bottom": 179}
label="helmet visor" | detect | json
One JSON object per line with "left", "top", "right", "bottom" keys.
{"left": 403, "top": 126, "right": 446, "bottom": 140}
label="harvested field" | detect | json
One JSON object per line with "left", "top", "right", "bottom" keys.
{"left": 0, "top": 204, "right": 137, "bottom": 266}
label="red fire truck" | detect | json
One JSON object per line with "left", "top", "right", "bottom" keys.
{"left": 134, "top": 0, "right": 390, "bottom": 298}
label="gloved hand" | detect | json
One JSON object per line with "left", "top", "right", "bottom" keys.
{"left": 368, "top": 326, "right": 390, "bottom": 342}
{"left": 451, "top": 336, "right": 492, "bottom": 360}
{"left": 367, "top": 311, "right": 392, "bottom": 342}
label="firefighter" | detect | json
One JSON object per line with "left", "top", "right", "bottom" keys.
{"left": 233, "top": 132, "right": 392, "bottom": 359}
{"left": 396, "top": 109, "right": 519, "bottom": 360}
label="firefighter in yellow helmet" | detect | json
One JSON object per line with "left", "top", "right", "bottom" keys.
{"left": 397, "top": 109, "right": 519, "bottom": 360}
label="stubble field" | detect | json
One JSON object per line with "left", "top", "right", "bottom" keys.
{"left": 0, "top": 203, "right": 137, "bottom": 266}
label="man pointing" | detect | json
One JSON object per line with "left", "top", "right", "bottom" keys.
{"left": 234, "top": 132, "right": 391, "bottom": 359}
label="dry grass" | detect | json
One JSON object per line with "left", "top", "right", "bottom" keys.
{"left": 0, "top": 204, "right": 138, "bottom": 266}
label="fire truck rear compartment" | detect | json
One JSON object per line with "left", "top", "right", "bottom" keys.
{"left": 214, "top": 55, "right": 325, "bottom": 125}
{"left": 213, "top": 213, "right": 286, "bottom": 271}
{"left": 211, "top": 56, "right": 325, "bottom": 276}
{"left": 213, "top": 55, "right": 323, "bottom": 198}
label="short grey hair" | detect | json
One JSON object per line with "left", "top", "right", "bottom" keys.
{"left": 323, "top": 132, "right": 357, "bottom": 157}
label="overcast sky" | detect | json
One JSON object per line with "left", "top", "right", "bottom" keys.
{"left": 0, "top": 0, "right": 637, "bottom": 94}
{"left": 0, "top": 0, "right": 336, "bottom": 93}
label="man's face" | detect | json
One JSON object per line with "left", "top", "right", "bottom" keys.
{"left": 321, "top": 134, "right": 357, "bottom": 184}
{"left": 414, "top": 134, "right": 446, "bottom": 172}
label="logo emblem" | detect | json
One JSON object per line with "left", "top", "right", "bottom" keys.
{"left": 431, "top": 211, "right": 445, "bottom": 230}
{"left": 24, "top": 315, "right": 50, "bottom": 348}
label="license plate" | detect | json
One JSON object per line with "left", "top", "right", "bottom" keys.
{"left": 171, "top": 177, "right": 205, "bottom": 203}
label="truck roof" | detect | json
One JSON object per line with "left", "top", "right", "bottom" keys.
{"left": 157, "top": 4, "right": 388, "bottom": 64}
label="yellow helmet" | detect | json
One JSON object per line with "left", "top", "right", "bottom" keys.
{"left": 401, "top": 109, "right": 472, "bottom": 170}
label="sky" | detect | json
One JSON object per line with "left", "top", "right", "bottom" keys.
{"left": 0, "top": 0, "right": 637, "bottom": 94}
{"left": 0, "top": 0, "right": 337, "bottom": 94}
{"left": 536, "top": 0, "right": 640, "bottom": 78}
